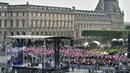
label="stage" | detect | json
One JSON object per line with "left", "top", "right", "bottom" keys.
{"left": 9, "top": 63, "right": 69, "bottom": 73}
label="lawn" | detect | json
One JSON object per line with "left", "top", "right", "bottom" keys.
{"left": 89, "top": 48, "right": 127, "bottom": 53}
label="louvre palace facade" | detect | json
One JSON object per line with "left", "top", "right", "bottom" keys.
{"left": 0, "top": 0, "right": 124, "bottom": 42}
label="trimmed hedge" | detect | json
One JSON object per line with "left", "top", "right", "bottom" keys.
{"left": 82, "top": 30, "right": 130, "bottom": 38}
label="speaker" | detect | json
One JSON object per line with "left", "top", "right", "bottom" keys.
{"left": 128, "top": 34, "right": 130, "bottom": 58}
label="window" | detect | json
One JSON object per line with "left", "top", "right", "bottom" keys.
{"left": 54, "top": 14, "right": 57, "bottom": 17}
{"left": 44, "top": 19, "right": 47, "bottom": 27}
{"left": 16, "top": 20, "right": 19, "bottom": 27}
{"left": 40, "top": 20, "right": 43, "bottom": 27}
{"left": 1, "top": 12, "right": 5, "bottom": 16}
{"left": 22, "top": 20, "right": 25, "bottom": 27}
{"left": 0, "top": 20, "right": 1, "bottom": 27}
{"left": 11, "top": 32, "right": 13, "bottom": 36}
{"left": 10, "top": 20, "right": 13, "bottom": 27}
{"left": 22, "top": 12, "right": 25, "bottom": 16}
{"left": 36, "top": 13, "right": 38, "bottom": 16}
{"left": 58, "top": 14, "right": 61, "bottom": 17}
{"left": 56, "top": 20, "right": 58, "bottom": 27}
{"left": 46, "top": 13, "right": 49, "bottom": 17}
{"left": 48, "top": 13, "right": 50, "bottom": 17}
{"left": 42, "top": 13, "right": 45, "bottom": 17}
{"left": 31, "top": 19, "right": 33, "bottom": 27}
{"left": 4, "top": 20, "right": 7, "bottom": 27}
{"left": 52, "top": 20, "right": 55, "bottom": 27}
{"left": 10, "top": 12, "right": 13, "bottom": 16}
{"left": 40, "top": 13, "right": 42, "bottom": 16}
{"left": 48, "top": 19, "right": 51, "bottom": 27}
{"left": 60, "top": 20, "right": 62, "bottom": 27}
{"left": 62, "top": 14, "right": 64, "bottom": 17}
{"left": 16, "top": 12, "right": 18, "bottom": 16}
{"left": 30, "top": 6, "right": 34, "bottom": 9}
{"left": 0, "top": 6, "right": 2, "bottom": 8}
{"left": 13, "top": 12, "right": 16, "bottom": 16}
{"left": 67, "top": 20, "right": 70, "bottom": 27}
{"left": 17, "top": 32, "right": 19, "bottom": 35}
{"left": 64, "top": 20, "right": 66, "bottom": 27}
{"left": 33, "top": 13, "right": 36, "bottom": 16}
{"left": 65, "top": 14, "right": 68, "bottom": 18}
{"left": 50, "top": 14, "right": 53, "bottom": 17}
{"left": 39, "top": 7, "right": 42, "bottom": 10}
{"left": 69, "top": 15, "right": 71, "bottom": 18}
{"left": 22, "top": 32, "right": 26, "bottom": 35}
{"left": 43, "top": 7, "right": 47, "bottom": 10}
{"left": 35, "top": 19, "right": 38, "bottom": 27}
{"left": 71, "top": 20, "right": 73, "bottom": 26}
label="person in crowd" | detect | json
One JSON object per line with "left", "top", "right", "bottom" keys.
{"left": 1, "top": 67, "right": 5, "bottom": 73}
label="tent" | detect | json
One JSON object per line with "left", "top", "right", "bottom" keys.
{"left": 112, "top": 38, "right": 118, "bottom": 41}
{"left": 118, "top": 38, "right": 124, "bottom": 42}
{"left": 83, "top": 42, "right": 89, "bottom": 47}
{"left": 92, "top": 41, "right": 100, "bottom": 45}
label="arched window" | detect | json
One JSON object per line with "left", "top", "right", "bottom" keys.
{"left": 44, "top": 19, "right": 47, "bottom": 27}
{"left": 57, "top": 31, "right": 60, "bottom": 36}
{"left": 16, "top": 32, "right": 19, "bottom": 35}
{"left": 53, "top": 31, "right": 56, "bottom": 36}
{"left": 22, "top": 32, "right": 26, "bottom": 35}
{"left": 45, "top": 31, "right": 47, "bottom": 35}
{"left": 22, "top": 20, "right": 25, "bottom": 27}
{"left": 61, "top": 31, "right": 63, "bottom": 36}
{"left": 0, "top": 20, "right": 1, "bottom": 27}
{"left": 64, "top": 20, "right": 66, "bottom": 27}
{"left": 35, "top": 19, "right": 38, "bottom": 27}
{"left": 10, "top": 20, "right": 13, "bottom": 27}
{"left": 4, "top": 32, "right": 7, "bottom": 39}
{"left": 60, "top": 20, "right": 62, "bottom": 27}
{"left": 40, "top": 19, "right": 43, "bottom": 27}
{"left": 41, "top": 32, "right": 44, "bottom": 35}
{"left": 16, "top": 20, "right": 19, "bottom": 27}
{"left": 31, "top": 19, "right": 34, "bottom": 27}
{"left": 51, "top": 19, "right": 54, "bottom": 27}
{"left": 0, "top": 31, "right": 2, "bottom": 41}
{"left": 4, "top": 20, "right": 7, "bottom": 27}
{"left": 36, "top": 32, "right": 39, "bottom": 35}
{"left": 56, "top": 20, "right": 59, "bottom": 27}
{"left": 10, "top": 32, "right": 14, "bottom": 36}
{"left": 31, "top": 32, "right": 35, "bottom": 35}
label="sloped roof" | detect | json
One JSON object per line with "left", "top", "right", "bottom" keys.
{"left": 0, "top": 2, "right": 8, "bottom": 4}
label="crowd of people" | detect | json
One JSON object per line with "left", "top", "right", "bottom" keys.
{"left": 6, "top": 46, "right": 130, "bottom": 68}
{"left": 0, "top": 41, "right": 129, "bottom": 71}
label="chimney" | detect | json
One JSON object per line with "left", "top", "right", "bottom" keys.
{"left": 72, "top": 6, "right": 75, "bottom": 11}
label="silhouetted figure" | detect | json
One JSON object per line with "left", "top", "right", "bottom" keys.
{"left": 72, "top": 66, "right": 74, "bottom": 72}
{"left": 1, "top": 67, "right": 5, "bottom": 73}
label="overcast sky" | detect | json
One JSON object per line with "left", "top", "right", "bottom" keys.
{"left": 1, "top": 0, "right": 130, "bottom": 22}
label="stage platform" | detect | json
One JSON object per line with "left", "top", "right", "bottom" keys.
{"left": 9, "top": 63, "right": 69, "bottom": 73}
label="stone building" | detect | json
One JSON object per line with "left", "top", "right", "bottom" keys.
{"left": 0, "top": 0, "right": 124, "bottom": 42}
{"left": 0, "top": 2, "right": 75, "bottom": 42}
{"left": 75, "top": 0, "right": 124, "bottom": 38}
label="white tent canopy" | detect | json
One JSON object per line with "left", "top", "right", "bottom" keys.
{"left": 92, "top": 41, "right": 100, "bottom": 45}
{"left": 124, "top": 53, "right": 127, "bottom": 56}
{"left": 126, "top": 39, "right": 128, "bottom": 41}
{"left": 83, "top": 42, "right": 89, "bottom": 47}
{"left": 118, "top": 38, "right": 124, "bottom": 42}
{"left": 112, "top": 38, "right": 118, "bottom": 41}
